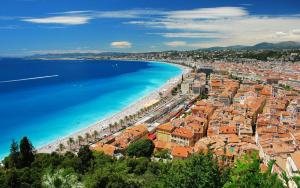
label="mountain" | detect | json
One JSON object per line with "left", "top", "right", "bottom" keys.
{"left": 248, "top": 41, "right": 300, "bottom": 50}
{"left": 199, "top": 41, "right": 300, "bottom": 51}
{"left": 201, "top": 45, "right": 247, "bottom": 51}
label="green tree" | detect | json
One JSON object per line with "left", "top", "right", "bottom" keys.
{"left": 58, "top": 143, "right": 65, "bottom": 153}
{"left": 42, "top": 168, "right": 83, "bottom": 188}
{"left": 67, "top": 137, "right": 75, "bottom": 150}
{"left": 19, "top": 137, "right": 34, "bottom": 167}
{"left": 163, "top": 153, "right": 225, "bottom": 188}
{"left": 78, "top": 145, "right": 94, "bottom": 172}
{"left": 154, "top": 149, "right": 171, "bottom": 159}
{"left": 85, "top": 132, "right": 91, "bottom": 143}
{"left": 126, "top": 139, "right": 154, "bottom": 158}
{"left": 223, "top": 154, "right": 283, "bottom": 188}
{"left": 9, "top": 139, "right": 20, "bottom": 168}
{"left": 77, "top": 135, "right": 84, "bottom": 146}
{"left": 92, "top": 130, "right": 99, "bottom": 141}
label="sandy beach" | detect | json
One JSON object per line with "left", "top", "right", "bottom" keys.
{"left": 37, "top": 62, "right": 191, "bottom": 153}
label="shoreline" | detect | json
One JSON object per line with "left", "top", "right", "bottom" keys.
{"left": 37, "top": 61, "right": 191, "bottom": 154}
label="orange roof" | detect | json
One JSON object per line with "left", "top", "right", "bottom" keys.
{"left": 125, "top": 124, "right": 148, "bottom": 138}
{"left": 171, "top": 146, "right": 191, "bottom": 158}
{"left": 113, "top": 124, "right": 148, "bottom": 149}
{"left": 154, "top": 140, "right": 178, "bottom": 150}
{"left": 185, "top": 115, "right": 207, "bottom": 124}
{"left": 172, "top": 127, "right": 194, "bottom": 139}
{"left": 187, "top": 123, "right": 203, "bottom": 133}
{"left": 260, "top": 87, "right": 272, "bottom": 96}
{"left": 195, "top": 100, "right": 207, "bottom": 106}
{"left": 90, "top": 142, "right": 116, "bottom": 156}
{"left": 227, "top": 134, "right": 240, "bottom": 143}
{"left": 157, "top": 122, "right": 175, "bottom": 133}
{"left": 219, "top": 125, "right": 237, "bottom": 134}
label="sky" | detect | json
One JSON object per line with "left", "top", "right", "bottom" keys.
{"left": 0, "top": 0, "right": 300, "bottom": 56}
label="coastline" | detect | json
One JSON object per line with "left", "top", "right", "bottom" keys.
{"left": 37, "top": 61, "right": 191, "bottom": 154}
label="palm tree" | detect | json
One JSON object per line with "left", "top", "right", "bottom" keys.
{"left": 85, "top": 133, "right": 91, "bottom": 143}
{"left": 67, "top": 137, "right": 74, "bottom": 150}
{"left": 119, "top": 119, "right": 124, "bottom": 127}
{"left": 159, "top": 92, "right": 163, "bottom": 99}
{"left": 77, "top": 135, "right": 84, "bottom": 146}
{"left": 109, "top": 123, "right": 113, "bottom": 133}
{"left": 42, "top": 168, "right": 84, "bottom": 188}
{"left": 92, "top": 130, "right": 99, "bottom": 141}
{"left": 125, "top": 116, "right": 129, "bottom": 123}
{"left": 129, "top": 115, "right": 133, "bottom": 122}
{"left": 58, "top": 143, "right": 65, "bottom": 153}
{"left": 113, "top": 122, "right": 118, "bottom": 131}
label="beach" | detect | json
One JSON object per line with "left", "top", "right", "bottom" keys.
{"left": 37, "top": 62, "right": 190, "bottom": 154}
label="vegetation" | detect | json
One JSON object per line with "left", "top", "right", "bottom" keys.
{"left": 224, "top": 155, "right": 283, "bottom": 188}
{"left": 153, "top": 149, "right": 171, "bottom": 159}
{"left": 0, "top": 137, "right": 289, "bottom": 188}
{"left": 126, "top": 139, "right": 154, "bottom": 158}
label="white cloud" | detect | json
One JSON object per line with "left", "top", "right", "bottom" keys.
{"left": 128, "top": 10, "right": 300, "bottom": 47}
{"left": 275, "top": 31, "right": 288, "bottom": 38}
{"left": 292, "top": 29, "right": 300, "bottom": 35}
{"left": 21, "top": 9, "right": 162, "bottom": 25}
{"left": 17, "top": 7, "right": 300, "bottom": 47}
{"left": 111, "top": 41, "right": 132, "bottom": 48}
{"left": 93, "top": 10, "right": 162, "bottom": 18}
{"left": 167, "top": 7, "right": 247, "bottom": 19}
{"left": 150, "top": 32, "right": 224, "bottom": 39}
{"left": 22, "top": 16, "right": 91, "bottom": 25}
{"left": 164, "top": 41, "right": 187, "bottom": 47}
{"left": 50, "top": 9, "right": 162, "bottom": 19}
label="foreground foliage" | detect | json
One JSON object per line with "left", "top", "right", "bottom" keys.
{"left": 0, "top": 137, "right": 286, "bottom": 188}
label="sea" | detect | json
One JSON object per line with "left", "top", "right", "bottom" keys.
{"left": 0, "top": 59, "right": 182, "bottom": 159}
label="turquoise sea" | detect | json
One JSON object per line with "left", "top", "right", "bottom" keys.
{"left": 0, "top": 59, "right": 182, "bottom": 159}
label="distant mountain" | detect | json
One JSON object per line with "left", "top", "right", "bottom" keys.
{"left": 201, "top": 45, "right": 247, "bottom": 51}
{"left": 248, "top": 41, "right": 300, "bottom": 50}
{"left": 200, "top": 41, "right": 300, "bottom": 51}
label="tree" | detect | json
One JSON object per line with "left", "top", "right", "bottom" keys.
{"left": 92, "top": 130, "right": 99, "bottom": 141}
{"left": 108, "top": 124, "right": 113, "bottom": 133}
{"left": 113, "top": 122, "right": 118, "bottom": 131}
{"left": 85, "top": 132, "right": 91, "bottom": 143}
{"left": 223, "top": 154, "right": 283, "bottom": 188}
{"left": 163, "top": 153, "right": 226, "bottom": 188}
{"left": 159, "top": 92, "right": 163, "bottom": 99}
{"left": 126, "top": 139, "right": 154, "bottom": 158}
{"left": 42, "top": 168, "right": 83, "bottom": 188}
{"left": 5, "top": 169, "right": 20, "bottom": 188}
{"left": 154, "top": 149, "right": 171, "bottom": 159}
{"left": 67, "top": 137, "right": 75, "bottom": 150}
{"left": 9, "top": 139, "right": 20, "bottom": 168}
{"left": 119, "top": 119, "right": 124, "bottom": 127}
{"left": 58, "top": 143, "right": 65, "bottom": 153}
{"left": 19, "top": 137, "right": 35, "bottom": 167}
{"left": 78, "top": 145, "right": 94, "bottom": 172}
{"left": 77, "top": 135, "right": 84, "bottom": 146}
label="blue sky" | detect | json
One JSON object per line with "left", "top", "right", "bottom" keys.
{"left": 1, "top": 0, "right": 300, "bottom": 56}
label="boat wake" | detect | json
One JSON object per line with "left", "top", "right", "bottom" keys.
{"left": 0, "top": 75, "right": 59, "bottom": 83}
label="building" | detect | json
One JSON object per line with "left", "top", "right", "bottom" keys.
{"left": 171, "top": 127, "right": 195, "bottom": 146}
{"left": 156, "top": 122, "right": 176, "bottom": 142}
